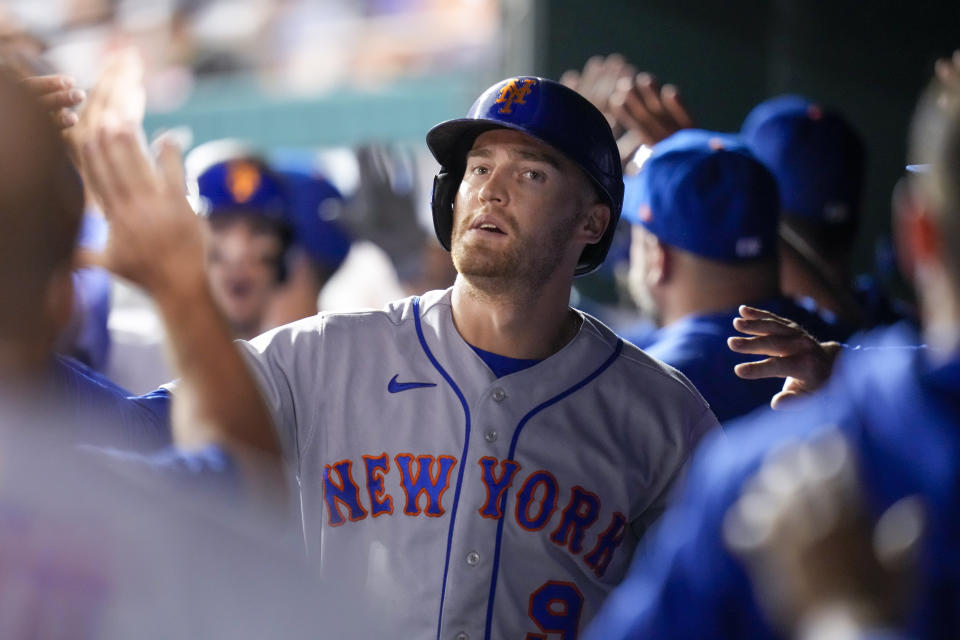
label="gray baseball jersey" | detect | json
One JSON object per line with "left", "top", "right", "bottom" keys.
{"left": 240, "top": 287, "right": 717, "bottom": 640}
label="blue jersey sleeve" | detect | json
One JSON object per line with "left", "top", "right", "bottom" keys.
{"left": 86, "top": 444, "right": 241, "bottom": 498}
{"left": 52, "top": 355, "right": 173, "bottom": 451}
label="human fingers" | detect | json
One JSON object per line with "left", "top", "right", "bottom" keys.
{"left": 770, "top": 388, "right": 807, "bottom": 410}
{"left": 733, "top": 355, "right": 815, "bottom": 381}
{"left": 634, "top": 72, "right": 666, "bottom": 117}
{"left": 37, "top": 87, "right": 85, "bottom": 111}
{"left": 611, "top": 81, "right": 658, "bottom": 145}
{"left": 81, "top": 133, "right": 121, "bottom": 211}
{"left": 90, "top": 125, "right": 153, "bottom": 203}
{"left": 727, "top": 333, "right": 812, "bottom": 357}
{"left": 154, "top": 135, "right": 187, "bottom": 196}
{"left": 577, "top": 55, "right": 605, "bottom": 95}
{"left": 558, "top": 69, "right": 580, "bottom": 90}
{"left": 101, "top": 50, "right": 146, "bottom": 124}
{"left": 738, "top": 304, "right": 794, "bottom": 323}
{"left": 620, "top": 73, "right": 674, "bottom": 143}
{"left": 934, "top": 50, "right": 960, "bottom": 87}
{"left": 20, "top": 74, "right": 74, "bottom": 95}
{"left": 661, "top": 84, "right": 695, "bottom": 128}
{"left": 104, "top": 126, "right": 158, "bottom": 197}
{"left": 732, "top": 316, "right": 803, "bottom": 338}
{"left": 54, "top": 108, "right": 80, "bottom": 130}
{"left": 594, "top": 54, "right": 630, "bottom": 100}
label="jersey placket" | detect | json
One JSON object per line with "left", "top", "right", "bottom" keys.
{"left": 437, "top": 382, "right": 513, "bottom": 640}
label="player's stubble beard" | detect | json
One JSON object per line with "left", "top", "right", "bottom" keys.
{"left": 450, "top": 203, "right": 580, "bottom": 297}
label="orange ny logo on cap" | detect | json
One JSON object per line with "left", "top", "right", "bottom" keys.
{"left": 495, "top": 78, "right": 537, "bottom": 114}
{"left": 226, "top": 160, "right": 262, "bottom": 204}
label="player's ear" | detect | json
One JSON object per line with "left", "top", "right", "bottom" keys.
{"left": 646, "top": 235, "right": 669, "bottom": 286}
{"left": 893, "top": 177, "right": 939, "bottom": 282}
{"left": 577, "top": 202, "right": 610, "bottom": 245}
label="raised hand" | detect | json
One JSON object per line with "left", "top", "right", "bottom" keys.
{"left": 610, "top": 72, "right": 694, "bottom": 158}
{"left": 79, "top": 125, "right": 204, "bottom": 297}
{"left": 66, "top": 48, "right": 145, "bottom": 155}
{"left": 80, "top": 123, "right": 285, "bottom": 502}
{"left": 559, "top": 53, "right": 636, "bottom": 133}
{"left": 934, "top": 49, "right": 960, "bottom": 89}
{"left": 728, "top": 305, "right": 843, "bottom": 409}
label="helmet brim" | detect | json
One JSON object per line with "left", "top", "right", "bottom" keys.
{"left": 427, "top": 118, "right": 552, "bottom": 169}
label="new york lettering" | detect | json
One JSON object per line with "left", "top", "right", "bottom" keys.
{"left": 322, "top": 453, "right": 627, "bottom": 578}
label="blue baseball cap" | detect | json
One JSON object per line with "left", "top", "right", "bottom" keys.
{"left": 741, "top": 95, "right": 864, "bottom": 227}
{"left": 195, "top": 157, "right": 290, "bottom": 223}
{"left": 622, "top": 129, "right": 780, "bottom": 262}
{"left": 280, "top": 169, "right": 352, "bottom": 272}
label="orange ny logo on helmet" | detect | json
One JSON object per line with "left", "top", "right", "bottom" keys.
{"left": 495, "top": 78, "right": 537, "bottom": 114}
{"left": 226, "top": 160, "right": 262, "bottom": 204}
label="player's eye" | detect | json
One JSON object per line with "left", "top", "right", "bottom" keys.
{"left": 469, "top": 164, "right": 489, "bottom": 175}
{"left": 522, "top": 169, "right": 545, "bottom": 182}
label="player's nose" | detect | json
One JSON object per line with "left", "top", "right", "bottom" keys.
{"left": 477, "top": 166, "right": 508, "bottom": 205}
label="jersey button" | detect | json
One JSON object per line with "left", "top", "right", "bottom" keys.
{"left": 484, "top": 430, "right": 498, "bottom": 443}
{"left": 465, "top": 550, "right": 481, "bottom": 566}
{"left": 454, "top": 633, "right": 469, "bottom": 640}
{"left": 492, "top": 388, "right": 506, "bottom": 402}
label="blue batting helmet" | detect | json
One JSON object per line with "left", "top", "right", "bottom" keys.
{"left": 426, "top": 76, "right": 623, "bottom": 276}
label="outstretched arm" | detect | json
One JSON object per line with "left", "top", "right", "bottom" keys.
{"left": 727, "top": 305, "right": 843, "bottom": 410}
{"left": 79, "top": 125, "right": 285, "bottom": 508}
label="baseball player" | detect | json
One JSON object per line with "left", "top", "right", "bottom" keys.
{"left": 189, "top": 148, "right": 295, "bottom": 340}
{"left": 740, "top": 95, "right": 911, "bottom": 330}
{"left": 584, "top": 63, "right": 960, "bottom": 640}
{"left": 621, "top": 129, "right": 843, "bottom": 423}
{"left": 84, "top": 76, "right": 718, "bottom": 638}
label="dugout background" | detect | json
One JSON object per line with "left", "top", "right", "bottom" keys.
{"left": 517, "top": 0, "right": 960, "bottom": 294}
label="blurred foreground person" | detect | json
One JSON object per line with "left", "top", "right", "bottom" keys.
{"left": 727, "top": 433, "right": 924, "bottom": 640}
{"left": 585, "top": 63, "right": 960, "bottom": 640}
{"left": 0, "top": 67, "right": 348, "bottom": 639}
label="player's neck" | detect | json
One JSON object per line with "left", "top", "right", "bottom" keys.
{"left": 450, "top": 274, "right": 579, "bottom": 360}
{"left": 919, "top": 270, "right": 960, "bottom": 357}
{"left": 659, "top": 262, "right": 780, "bottom": 327}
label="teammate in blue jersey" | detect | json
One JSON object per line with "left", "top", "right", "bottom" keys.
{"left": 603, "top": 66, "right": 910, "bottom": 334}
{"left": 584, "top": 62, "right": 960, "bottom": 640}
{"left": 622, "top": 130, "right": 843, "bottom": 423}
{"left": 741, "top": 95, "right": 913, "bottom": 331}
{"left": 83, "top": 75, "right": 718, "bottom": 638}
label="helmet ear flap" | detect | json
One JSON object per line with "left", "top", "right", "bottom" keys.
{"left": 431, "top": 167, "right": 461, "bottom": 251}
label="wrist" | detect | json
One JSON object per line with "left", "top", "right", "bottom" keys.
{"left": 150, "top": 274, "right": 215, "bottom": 319}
